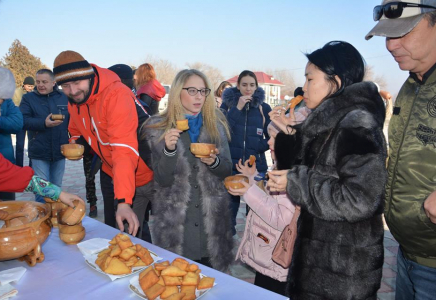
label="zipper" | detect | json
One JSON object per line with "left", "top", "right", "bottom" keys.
{"left": 85, "top": 103, "right": 111, "bottom": 168}
{"left": 386, "top": 83, "right": 420, "bottom": 216}
{"left": 242, "top": 107, "right": 248, "bottom": 162}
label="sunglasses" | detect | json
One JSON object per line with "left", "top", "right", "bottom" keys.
{"left": 373, "top": 1, "right": 436, "bottom": 21}
{"left": 182, "top": 87, "right": 211, "bottom": 96}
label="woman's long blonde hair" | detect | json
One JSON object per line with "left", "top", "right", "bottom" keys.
{"left": 144, "top": 69, "right": 230, "bottom": 143}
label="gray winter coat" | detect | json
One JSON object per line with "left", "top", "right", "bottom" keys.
{"left": 143, "top": 113, "right": 234, "bottom": 272}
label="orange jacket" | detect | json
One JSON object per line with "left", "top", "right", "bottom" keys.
{"left": 68, "top": 65, "right": 153, "bottom": 205}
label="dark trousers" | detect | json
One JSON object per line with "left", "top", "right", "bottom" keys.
{"left": 15, "top": 129, "right": 26, "bottom": 167}
{"left": 229, "top": 194, "right": 250, "bottom": 235}
{"left": 100, "top": 170, "right": 116, "bottom": 228}
{"left": 254, "top": 271, "right": 287, "bottom": 296}
{"left": 0, "top": 192, "right": 15, "bottom": 200}
{"left": 82, "top": 151, "right": 97, "bottom": 206}
{"left": 100, "top": 169, "right": 152, "bottom": 243}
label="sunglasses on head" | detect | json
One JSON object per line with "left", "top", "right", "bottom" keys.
{"left": 373, "top": 1, "right": 436, "bottom": 21}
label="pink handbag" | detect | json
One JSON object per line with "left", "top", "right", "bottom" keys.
{"left": 272, "top": 206, "right": 300, "bottom": 268}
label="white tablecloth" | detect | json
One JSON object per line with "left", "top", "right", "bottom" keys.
{"left": 0, "top": 217, "right": 289, "bottom": 300}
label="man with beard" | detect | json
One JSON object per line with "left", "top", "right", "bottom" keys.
{"left": 53, "top": 51, "right": 153, "bottom": 237}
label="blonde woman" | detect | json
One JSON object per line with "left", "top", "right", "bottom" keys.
{"left": 142, "top": 69, "right": 234, "bottom": 271}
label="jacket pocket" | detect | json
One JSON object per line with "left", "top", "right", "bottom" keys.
{"left": 248, "top": 218, "right": 276, "bottom": 268}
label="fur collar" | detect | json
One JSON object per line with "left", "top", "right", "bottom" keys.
{"left": 301, "top": 81, "right": 385, "bottom": 137}
{"left": 221, "top": 86, "right": 265, "bottom": 109}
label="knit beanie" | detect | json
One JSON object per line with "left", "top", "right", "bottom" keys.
{"left": 23, "top": 76, "right": 35, "bottom": 85}
{"left": 53, "top": 50, "right": 95, "bottom": 85}
{"left": 0, "top": 67, "right": 16, "bottom": 99}
{"left": 108, "top": 64, "right": 133, "bottom": 80}
{"left": 108, "top": 64, "right": 134, "bottom": 89}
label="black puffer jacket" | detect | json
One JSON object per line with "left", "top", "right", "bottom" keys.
{"left": 280, "top": 82, "right": 387, "bottom": 300}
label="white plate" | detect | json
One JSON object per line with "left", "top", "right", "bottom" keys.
{"left": 84, "top": 249, "right": 162, "bottom": 281}
{"left": 129, "top": 273, "right": 216, "bottom": 300}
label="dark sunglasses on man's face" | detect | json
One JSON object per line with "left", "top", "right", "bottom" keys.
{"left": 373, "top": 1, "right": 436, "bottom": 21}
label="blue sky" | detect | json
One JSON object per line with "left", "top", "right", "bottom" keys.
{"left": 0, "top": 0, "right": 407, "bottom": 94}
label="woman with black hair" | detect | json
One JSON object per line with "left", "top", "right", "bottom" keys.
{"left": 268, "top": 41, "right": 387, "bottom": 299}
{"left": 221, "top": 70, "right": 272, "bottom": 235}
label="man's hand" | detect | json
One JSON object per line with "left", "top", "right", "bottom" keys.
{"left": 116, "top": 203, "right": 139, "bottom": 236}
{"left": 45, "top": 114, "right": 63, "bottom": 127}
{"left": 58, "top": 191, "right": 86, "bottom": 208}
{"left": 424, "top": 191, "right": 436, "bottom": 224}
{"left": 267, "top": 169, "right": 289, "bottom": 192}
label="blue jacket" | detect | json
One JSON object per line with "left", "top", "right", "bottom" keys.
{"left": 0, "top": 99, "right": 23, "bottom": 163}
{"left": 221, "top": 87, "right": 271, "bottom": 173}
{"left": 20, "top": 87, "right": 69, "bottom": 161}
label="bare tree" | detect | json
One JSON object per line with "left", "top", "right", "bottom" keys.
{"left": 364, "top": 65, "right": 388, "bottom": 91}
{"left": 186, "top": 62, "right": 224, "bottom": 90}
{"left": 141, "top": 55, "right": 179, "bottom": 85}
{"left": 265, "top": 68, "right": 297, "bottom": 97}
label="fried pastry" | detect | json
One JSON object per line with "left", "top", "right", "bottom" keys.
{"left": 197, "top": 277, "right": 215, "bottom": 290}
{"left": 104, "top": 257, "right": 131, "bottom": 275}
{"left": 161, "top": 266, "right": 187, "bottom": 277}
{"left": 139, "top": 269, "right": 160, "bottom": 292}
{"left": 144, "top": 283, "right": 165, "bottom": 300}
{"left": 176, "top": 119, "right": 189, "bottom": 131}
{"left": 161, "top": 286, "right": 180, "bottom": 299}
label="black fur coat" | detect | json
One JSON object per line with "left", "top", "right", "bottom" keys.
{"left": 279, "top": 82, "right": 387, "bottom": 299}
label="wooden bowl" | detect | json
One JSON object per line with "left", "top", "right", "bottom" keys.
{"left": 58, "top": 221, "right": 84, "bottom": 234}
{"left": 60, "top": 200, "right": 85, "bottom": 225}
{"left": 59, "top": 228, "right": 85, "bottom": 245}
{"left": 51, "top": 217, "right": 58, "bottom": 227}
{"left": 60, "top": 144, "right": 84, "bottom": 160}
{"left": 50, "top": 202, "right": 68, "bottom": 218}
{"left": 190, "top": 143, "right": 216, "bottom": 158}
{"left": 0, "top": 201, "right": 52, "bottom": 266}
{"left": 224, "top": 175, "right": 249, "bottom": 190}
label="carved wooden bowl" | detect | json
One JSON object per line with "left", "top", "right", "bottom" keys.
{"left": 60, "top": 144, "right": 84, "bottom": 160}
{"left": 58, "top": 221, "right": 84, "bottom": 234}
{"left": 59, "top": 229, "right": 85, "bottom": 245}
{"left": 190, "top": 143, "right": 216, "bottom": 158}
{"left": 224, "top": 175, "right": 249, "bottom": 190}
{"left": 60, "top": 200, "right": 85, "bottom": 225}
{"left": 0, "top": 201, "right": 52, "bottom": 266}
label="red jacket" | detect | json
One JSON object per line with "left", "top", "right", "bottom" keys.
{"left": 0, "top": 153, "right": 34, "bottom": 192}
{"left": 136, "top": 79, "right": 166, "bottom": 101}
{"left": 68, "top": 65, "right": 153, "bottom": 205}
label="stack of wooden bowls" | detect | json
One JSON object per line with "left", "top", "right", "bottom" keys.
{"left": 44, "top": 197, "right": 68, "bottom": 227}
{"left": 57, "top": 200, "right": 86, "bottom": 244}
